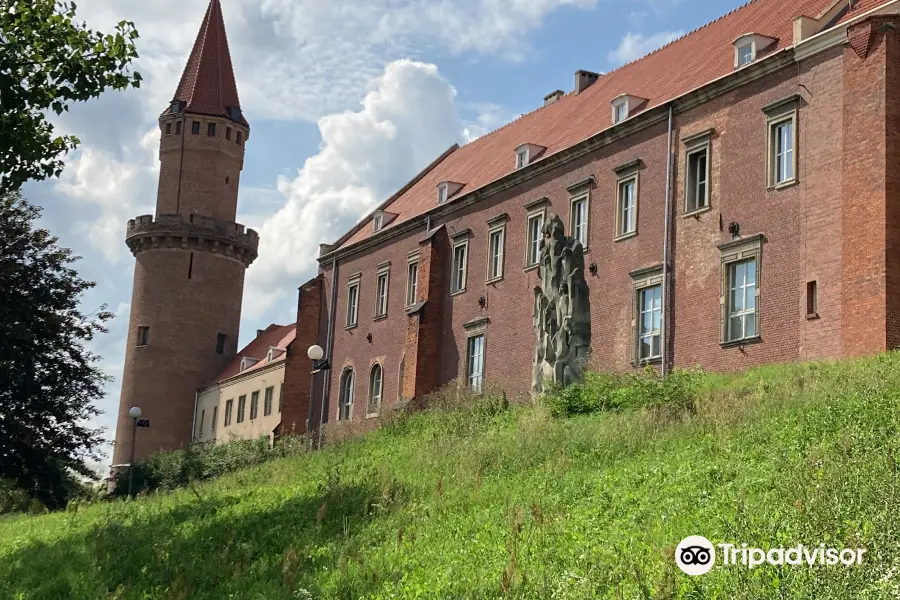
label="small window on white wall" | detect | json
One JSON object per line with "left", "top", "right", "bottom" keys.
{"left": 437, "top": 183, "right": 448, "bottom": 204}
{"left": 613, "top": 101, "right": 628, "bottom": 123}
{"left": 516, "top": 148, "right": 528, "bottom": 169}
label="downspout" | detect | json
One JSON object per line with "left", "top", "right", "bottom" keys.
{"left": 190, "top": 389, "right": 199, "bottom": 444}
{"left": 317, "top": 255, "right": 339, "bottom": 448}
{"left": 661, "top": 104, "right": 675, "bottom": 376}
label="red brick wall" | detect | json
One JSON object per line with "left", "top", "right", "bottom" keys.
{"left": 280, "top": 275, "right": 324, "bottom": 436}
{"left": 313, "top": 21, "right": 898, "bottom": 425}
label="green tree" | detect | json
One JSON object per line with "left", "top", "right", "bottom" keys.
{"left": 0, "top": 191, "right": 112, "bottom": 509}
{"left": 0, "top": 0, "right": 141, "bottom": 194}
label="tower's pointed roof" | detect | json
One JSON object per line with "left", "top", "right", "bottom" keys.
{"left": 165, "top": 0, "right": 247, "bottom": 126}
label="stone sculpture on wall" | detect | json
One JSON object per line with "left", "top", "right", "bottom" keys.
{"left": 532, "top": 214, "right": 592, "bottom": 396}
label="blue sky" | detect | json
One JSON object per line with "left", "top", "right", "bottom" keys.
{"left": 25, "top": 0, "right": 747, "bottom": 464}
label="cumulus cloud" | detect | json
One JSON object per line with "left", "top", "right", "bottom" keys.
{"left": 244, "top": 59, "right": 462, "bottom": 317}
{"left": 607, "top": 30, "right": 683, "bottom": 65}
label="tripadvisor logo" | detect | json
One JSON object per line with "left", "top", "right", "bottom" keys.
{"left": 675, "top": 536, "right": 867, "bottom": 576}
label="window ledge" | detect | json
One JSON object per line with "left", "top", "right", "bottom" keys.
{"left": 524, "top": 264, "right": 539, "bottom": 273}
{"left": 365, "top": 412, "right": 380, "bottom": 420}
{"left": 135, "top": 344, "right": 148, "bottom": 348}
{"left": 345, "top": 324, "right": 358, "bottom": 331}
{"left": 614, "top": 232, "right": 638, "bottom": 243}
{"left": 720, "top": 335, "right": 762, "bottom": 349}
{"left": 683, "top": 205, "right": 712, "bottom": 219}
{"left": 806, "top": 312, "right": 820, "bottom": 321}
{"left": 450, "top": 289, "right": 467, "bottom": 297}
{"left": 768, "top": 179, "right": 798, "bottom": 191}
{"left": 632, "top": 357, "right": 662, "bottom": 368}
{"left": 486, "top": 276, "right": 504, "bottom": 285}
{"left": 373, "top": 314, "right": 388, "bottom": 322}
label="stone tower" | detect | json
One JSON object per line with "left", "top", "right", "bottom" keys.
{"left": 111, "top": 0, "right": 257, "bottom": 467}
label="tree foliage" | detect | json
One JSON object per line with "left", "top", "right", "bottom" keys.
{"left": 0, "top": 191, "right": 112, "bottom": 508}
{"left": 0, "top": 0, "right": 141, "bottom": 194}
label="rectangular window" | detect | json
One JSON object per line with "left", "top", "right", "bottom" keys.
{"left": 487, "top": 226, "right": 505, "bottom": 281}
{"left": 373, "top": 213, "right": 383, "bottom": 232}
{"left": 211, "top": 406, "right": 218, "bottom": 432}
{"left": 437, "top": 184, "right": 448, "bottom": 204}
{"left": 136, "top": 326, "right": 149, "bottom": 347}
{"left": 375, "top": 269, "right": 389, "bottom": 317}
{"left": 726, "top": 258, "right": 758, "bottom": 342}
{"left": 165, "top": 122, "right": 172, "bottom": 135}
{"left": 637, "top": 285, "right": 662, "bottom": 361}
{"left": 516, "top": 149, "right": 528, "bottom": 169}
{"left": 773, "top": 120, "right": 793, "bottom": 184}
{"left": 207, "top": 122, "right": 216, "bottom": 136}
{"left": 466, "top": 334, "right": 485, "bottom": 393}
{"left": 616, "top": 177, "right": 637, "bottom": 237}
{"left": 197, "top": 409, "right": 205, "bottom": 439}
{"left": 237, "top": 395, "right": 246, "bottom": 423}
{"left": 226, "top": 127, "right": 232, "bottom": 141}
{"left": 570, "top": 196, "right": 588, "bottom": 247}
{"left": 191, "top": 121, "right": 200, "bottom": 135}
{"left": 685, "top": 145, "right": 709, "bottom": 213}
{"left": 264, "top": 386, "right": 274, "bottom": 416}
{"left": 737, "top": 43, "right": 753, "bottom": 66}
{"left": 767, "top": 108, "right": 797, "bottom": 188}
{"left": 250, "top": 391, "right": 259, "bottom": 420}
{"left": 216, "top": 333, "right": 227, "bottom": 355}
{"left": 526, "top": 212, "right": 544, "bottom": 267}
{"left": 236, "top": 130, "right": 243, "bottom": 145}
{"left": 225, "top": 399, "right": 233, "bottom": 426}
{"left": 175, "top": 120, "right": 182, "bottom": 135}
{"left": 406, "top": 261, "right": 419, "bottom": 306}
{"left": 807, "top": 281, "right": 818, "bottom": 317}
{"left": 346, "top": 281, "right": 359, "bottom": 327}
{"left": 451, "top": 241, "right": 468, "bottom": 293}
{"left": 614, "top": 102, "right": 628, "bottom": 123}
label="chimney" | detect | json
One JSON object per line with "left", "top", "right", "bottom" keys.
{"left": 256, "top": 329, "right": 264, "bottom": 338}
{"left": 574, "top": 70, "right": 601, "bottom": 94}
{"left": 543, "top": 89, "right": 565, "bottom": 106}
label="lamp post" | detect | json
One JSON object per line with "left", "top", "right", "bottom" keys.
{"left": 306, "top": 344, "right": 330, "bottom": 449}
{"left": 127, "top": 406, "right": 142, "bottom": 497}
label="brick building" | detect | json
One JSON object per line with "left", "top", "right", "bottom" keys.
{"left": 278, "top": 0, "right": 900, "bottom": 434}
{"left": 115, "top": 0, "right": 900, "bottom": 460}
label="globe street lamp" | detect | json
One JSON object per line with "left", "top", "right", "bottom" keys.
{"left": 126, "top": 406, "right": 151, "bottom": 497}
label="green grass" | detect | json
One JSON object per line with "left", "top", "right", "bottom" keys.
{"left": 2, "top": 354, "right": 900, "bottom": 599}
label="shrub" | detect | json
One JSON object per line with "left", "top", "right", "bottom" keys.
{"left": 0, "top": 479, "right": 43, "bottom": 515}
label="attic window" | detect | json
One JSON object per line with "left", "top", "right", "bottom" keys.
{"left": 438, "top": 183, "right": 449, "bottom": 204}
{"left": 613, "top": 100, "right": 628, "bottom": 124}
{"left": 516, "top": 148, "right": 529, "bottom": 169}
{"left": 733, "top": 34, "right": 776, "bottom": 69}
{"left": 373, "top": 211, "right": 384, "bottom": 232}
{"left": 737, "top": 42, "right": 753, "bottom": 66}
{"left": 239, "top": 357, "right": 260, "bottom": 372}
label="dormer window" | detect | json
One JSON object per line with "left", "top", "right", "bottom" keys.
{"left": 514, "top": 144, "right": 546, "bottom": 170}
{"left": 239, "top": 357, "right": 260, "bottom": 372}
{"left": 733, "top": 33, "right": 776, "bottom": 69}
{"left": 373, "top": 211, "right": 384, "bottom": 232}
{"left": 436, "top": 181, "right": 463, "bottom": 205}
{"left": 611, "top": 95, "right": 648, "bottom": 125}
{"left": 266, "top": 346, "right": 285, "bottom": 362}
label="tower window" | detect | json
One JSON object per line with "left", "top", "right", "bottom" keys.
{"left": 207, "top": 122, "right": 216, "bottom": 136}
{"left": 191, "top": 121, "right": 200, "bottom": 135}
{"left": 236, "top": 131, "right": 243, "bottom": 145}
{"left": 165, "top": 122, "right": 171, "bottom": 135}
{"left": 136, "top": 326, "right": 149, "bottom": 347}
{"left": 216, "top": 333, "right": 227, "bottom": 355}
{"left": 175, "top": 121, "right": 182, "bottom": 135}
{"left": 807, "top": 281, "right": 818, "bottom": 318}
{"left": 226, "top": 127, "right": 232, "bottom": 140}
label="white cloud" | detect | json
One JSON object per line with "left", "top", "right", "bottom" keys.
{"left": 244, "top": 59, "right": 462, "bottom": 317}
{"left": 607, "top": 30, "right": 683, "bottom": 65}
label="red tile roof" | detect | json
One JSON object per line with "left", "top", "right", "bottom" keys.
{"left": 168, "top": 0, "right": 247, "bottom": 126}
{"left": 214, "top": 323, "right": 295, "bottom": 383}
{"left": 839, "top": 0, "right": 893, "bottom": 23}
{"left": 337, "top": 0, "right": 893, "bottom": 251}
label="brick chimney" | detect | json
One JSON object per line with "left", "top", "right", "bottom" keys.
{"left": 544, "top": 90, "right": 565, "bottom": 106}
{"left": 574, "top": 70, "right": 601, "bottom": 94}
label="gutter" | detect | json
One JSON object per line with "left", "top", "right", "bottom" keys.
{"left": 661, "top": 104, "right": 674, "bottom": 377}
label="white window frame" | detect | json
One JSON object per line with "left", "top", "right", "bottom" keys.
{"left": 613, "top": 99, "right": 628, "bottom": 124}
{"left": 637, "top": 284, "right": 662, "bottom": 362}
{"left": 346, "top": 276, "right": 360, "bottom": 328}
{"left": 736, "top": 42, "right": 754, "bottom": 67}
{"left": 685, "top": 142, "right": 711, "bottom": 214}
{"left": 570, "top": 194, "right": 589, "bottom": 248}
{"left": 264, "top": 386, "right": 274, "bottom": 416}
{"left": 451, "top": 240, "right": 468, "bottom": 294}
{"left": 367, "top": 363, "right": 383, "bottom": 416}
{"left": 406, "top": 258, "right": 419, "bottom": 307}
{"left": 516, "top": 148, "right": 529, "bottom": 169}
{"left": 525, "top": 209, "right": 545, "bottom": 268}
{"left": 224, "top": 399, "right": 233, "bottom": 426}
{"left": 719, "top": 235, "right": 763, "bottom": 346}
{"left": 372, "top": 212, "right": 383, "bottom": 232}
{"left": 437, "top": 183, "right": 449, "bottom": 204}
{"left": 487, "top": 224, "right": 505, "bottom": 282}
{"left": 466, "top": 334, "right": 485, "bottom": 393}
{"left": 374, "top": 263, "right": 390, "bottom": 319}
{"left": 338, "top": 368, "right": 354, "bottom": 421}
{"left": 769, "top": 116, "right": 796, "bottom": 187}
{"left": 615, "top": 174, "right": 639, "bottom": 239}
{"left": 726, "top": 258, "right": 758, "bottom": 343}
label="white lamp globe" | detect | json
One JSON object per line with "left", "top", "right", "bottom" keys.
{"left": 307, "top": 345, "right": 325, "bottom": 361}
{"left": 128, "top": 406, "right": 143, "bottom": 419}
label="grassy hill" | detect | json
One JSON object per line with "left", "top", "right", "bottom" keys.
{"left": 2, "top": 355, "right": 900, "bottom": 599}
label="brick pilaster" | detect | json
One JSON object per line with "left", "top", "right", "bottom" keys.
{"left": 280, "top": 275, "right": 324, "bottom": 435}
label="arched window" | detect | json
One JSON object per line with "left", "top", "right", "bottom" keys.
{"left": 368, "top": 364, "right": 383, "bottom": 415}
{"left": 339, "top": 369, "right": 354, "bottom": 421}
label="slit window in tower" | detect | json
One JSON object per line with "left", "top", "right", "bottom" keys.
{"left": 136, "top": 326, "right": 149, "bottom": 347}
{"left": 175, "top": 120, "right": 182, "bottom": 135}
{"left": 216, "top": 333, "right": 227, "bottom": 355}
{"left": 226, "top": 127, "right": 232, "bottom": 140}
{"left": 188, "top": 252, "right": 194, "bottom": 279}
{"left": 207, "top": 122, "right": 216, "bottom": 136}
{"left": 165, "top": 122, "right": 171, "bottom": 135}
{"left": 237, "top": 131, "right": 243, "bottom": 145}
{"left": 192, "top": 121, "right": 200, "bottom": 134}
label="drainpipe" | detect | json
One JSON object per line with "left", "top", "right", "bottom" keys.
{"left": 190, "top": 389, "right": 199, "bottom": 444}
{"left": 661, "top": 104, "right": 675, "bottom": 376}
{"left": 317, "top": 255, "right": 339, "bottom": 448}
